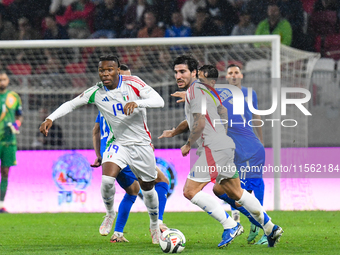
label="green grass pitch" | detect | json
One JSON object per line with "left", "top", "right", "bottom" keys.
{"left": 0, "top": 211, "right": 339, "bottom": 254}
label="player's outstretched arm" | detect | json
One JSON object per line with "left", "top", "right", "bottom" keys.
{"left": 134, "top": 89, "right": 164, "bottom": 108}
{"left": 158, "top": 120, "right": 189, "bottom": 139}
{"left": 132, "top": 78, "right": 165, "bottom": 109}
{"left": 39, "top": 101, "right": 78, "bottom": 136}
{"left": 158, "top": 128, "right": 176, "bottom": 139}
{"left": 181, "top": 113, "right": 205, "bottom": 156}
{"left": 39, "top": 119, "right": 53, "bottom": 136}
{"left": 171, "top": 91, "right": 186, "bottom": 103}
{"left": 39, "top": 88, "right": 92, "bottom": 135}
{"left": 123, "top": 84, "right": 164, "bottom": 115}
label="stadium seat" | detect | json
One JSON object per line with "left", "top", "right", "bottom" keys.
{"left": 2, "top": 0, "right": 15, "bottom": 6}
{"left": 65, "top": 62, "right": 87, "bottom": 74}
{"left": 6, "top": 63, "right": 32, "bottom": 75}
{"left": 216, "top": 61, "right": 226, "bottom": 71}
{"left": 310, "top": 11, "right": 338, "bottom": 36}
{"left": 81, "top": 47, "right": 95, "bottom": 62}
{"left": 65, "top": 62, "right": 87, "bottom": 88}
{"left": 301, "top": 0, "right": 318, "bottom": 14}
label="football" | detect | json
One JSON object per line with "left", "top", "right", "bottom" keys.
{"left": 159, "top": 228, "right": 186, "bottom": 253}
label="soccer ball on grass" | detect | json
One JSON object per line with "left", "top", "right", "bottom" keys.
{"left": 159, "top": 228, "right": 186, "bottom": 253}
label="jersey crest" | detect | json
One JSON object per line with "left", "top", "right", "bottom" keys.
{"left": 6, "top": 93, "right": 17, "bottom": 108}
{"left": 122, "top": 91, "right": 129, "bottom": 101}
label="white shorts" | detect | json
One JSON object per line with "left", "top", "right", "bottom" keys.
{"left": 102, "top": 142, "right": 157, "bottom": 182}
{"left": 188, "top": 147, "right": 237, "bottom": 183}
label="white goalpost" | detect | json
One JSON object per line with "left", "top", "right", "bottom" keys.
{"left": 0, "top": 36, "right": 319, "bottom": 210}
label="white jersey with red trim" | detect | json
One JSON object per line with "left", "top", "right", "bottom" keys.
{"left": 185, "top": 81, "right": 235, "bottom": 151}
{"left": 47, "top": 75, "right": 164, "bottom": 146}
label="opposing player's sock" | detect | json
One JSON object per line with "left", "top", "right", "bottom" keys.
{"left": 253, "top": 179, "right": 265, "bottom": 206}
{"left": 141, "top": 188, "right": 159, "bottom": 229}
{"left": 101, "top": 175, "right": 116, "bottom": 216}
{"left": 236, "top": 189, "right": 274, "bottom": 235}
{"left": 155, "top": 182, "right": 169, "bottom": 221}
{"left": 114, "top": 193, "right": 137, "bottom": 233}
{"left": 217, "top": 193, "right": 262, "bottom": 228}
{"left": 0, "top": 177, "right": 8, "bottom": 203}
{"left": 191, "top": 191, "right": 237, "bottom": 229}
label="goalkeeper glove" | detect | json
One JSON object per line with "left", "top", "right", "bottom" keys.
{"left": 7, "top": 120, "right": 21, "bottom": 134}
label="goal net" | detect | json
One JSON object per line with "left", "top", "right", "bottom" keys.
{"left": 0, "top": 37, "right": 319, "bottom": 152}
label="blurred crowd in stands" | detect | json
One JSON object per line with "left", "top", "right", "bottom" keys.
{"left": 0, "top": 0, "right": 339, "bottom": 71}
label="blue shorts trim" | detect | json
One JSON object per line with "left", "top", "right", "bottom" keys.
{"left": 235, "top": 147, "right": 265, "bottom": 189}
{"left": 239, "top": 177, "right": 264, "bottom": 191}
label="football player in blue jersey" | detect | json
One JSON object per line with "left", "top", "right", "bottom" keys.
{"left": 91, "top": 64, "right": 169, "bottom": 243}
{"left": 212, "top": 64, "right": 267, "bottom": 245}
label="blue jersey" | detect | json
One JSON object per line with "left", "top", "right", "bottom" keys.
{"left": 95, "top": 111, "right": 109, "bottom": 158}
{"left": 216, "top": 87, "right": 264, "bottom": 164}
{"left": 165, "top": 26, "right": 191, "bottom": 37}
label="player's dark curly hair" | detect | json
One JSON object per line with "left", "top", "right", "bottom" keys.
{"left": 173, "top": 55, "right": 199, "bottom": 78}
{"left": 120, "top": 64, "right": 129, "bottom": 71}
{"left": 199, "top": 65, "right": 219, "bottom": 80}
{"left": 99, "top": 55, "right": 120, "bottom": 67}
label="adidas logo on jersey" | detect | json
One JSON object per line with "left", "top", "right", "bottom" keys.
{"left": 102, "top": 97, "right": 109, "bottom": 102}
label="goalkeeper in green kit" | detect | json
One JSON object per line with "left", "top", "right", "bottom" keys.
{"left": 0, "top": 70, "right": 23, "bottom": 213}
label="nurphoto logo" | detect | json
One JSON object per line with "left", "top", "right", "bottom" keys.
{"left": 206, "top": 85, "right": 312, "bottom": 128}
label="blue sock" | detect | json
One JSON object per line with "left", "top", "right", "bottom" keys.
{"left": 252, "top": 180, "right": 268, "bottom": 226}
{"left": 217, "top": 193, "right": 262, "bottom": 229}
{"left": 253, "top": 179, "right": 265, "bottom": 206}
{"left": 155, "top": 182, "right": 169, "bottom": 221}
{"left": 114, "top": 194, "right": 137, "bottom": 233}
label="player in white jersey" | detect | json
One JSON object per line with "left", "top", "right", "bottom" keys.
{"left": 160, "top": 55, "right": 283, "bottom": 248}
{"left": 39, "top": 55, "right": 165, "bottom": 244}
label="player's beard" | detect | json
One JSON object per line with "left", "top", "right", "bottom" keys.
{"left": 0, "top": 85, "right": 6, "bottom": 92}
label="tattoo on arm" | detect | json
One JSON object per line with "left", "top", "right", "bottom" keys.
{"left": 187, "top": 113, "right": 205, "bottom": 145}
